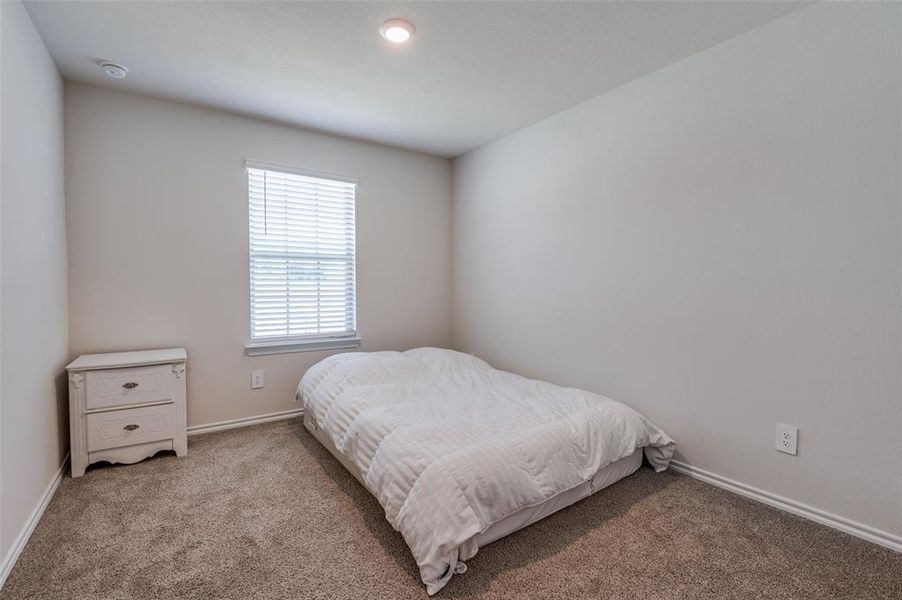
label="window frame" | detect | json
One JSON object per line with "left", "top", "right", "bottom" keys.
{"left": 243, "top": 160, "right": 361, "bottom": 356}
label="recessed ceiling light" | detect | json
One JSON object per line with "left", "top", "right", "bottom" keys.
{"left": 99, "top": 61, "right": 129, "bottom": 79}
{"left": 379, "top": 18, "right": 415, "bottom": 44}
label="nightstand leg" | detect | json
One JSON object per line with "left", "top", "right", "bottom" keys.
{"left": 71, "top": 455, "right": 87, "bottom": 478}
{"left": 68, "top": 370, "right": 89, "bottom": 478}
{"left": 172, "top": 361, "right": 188, "bottom": 458}
{"left": 174, "top": 435, "right": 188, "bottom": 457}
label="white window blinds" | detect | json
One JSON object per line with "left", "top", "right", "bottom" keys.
{"left": 248, "top": 165, "right": 357, "bottom": 342}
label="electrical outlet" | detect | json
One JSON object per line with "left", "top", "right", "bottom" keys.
{"left": 251, "top": 370, "right": 264, "bottom": 390}
{"left": 775, "top": 423, "right": 798, "bottom": 455}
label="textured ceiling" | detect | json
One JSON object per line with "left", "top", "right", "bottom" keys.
{"left": 25, "top": 1, "right": 806, "bottom": 157}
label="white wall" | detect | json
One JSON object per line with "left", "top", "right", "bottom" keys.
{"left": 0, "top": 0, "right": 69, "bottom": 571}
{"left": 65, "top": 84, "right": 452, "bottom": 429}
{"left": 453, "top": 2, "right": 901, "bottom": 538}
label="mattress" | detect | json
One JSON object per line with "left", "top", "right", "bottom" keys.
{"left": 298, "top": 348, "right": 674, "bottom": 594}
{"left": 305, "top": 409, "right": 642, "bottom": 546}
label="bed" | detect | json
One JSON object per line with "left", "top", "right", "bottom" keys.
{"left": 297, "top": 347, "right": 674, "bottom": 594}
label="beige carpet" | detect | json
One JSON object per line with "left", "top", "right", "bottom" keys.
{"left": 2, "top": 420, "right": 899, "bottom": 600}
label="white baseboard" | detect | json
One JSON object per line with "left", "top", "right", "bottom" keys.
{"left": 670, "top": 460, "right": 902, "bottom": 553}
{"left": 187, "top": 407, "right": 304, "bottom": 436}
{"left": 0, "top": 452, "right": 70, "bottom": 590}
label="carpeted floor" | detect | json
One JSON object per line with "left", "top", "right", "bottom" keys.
{"left": 1, "top": 420, "right": 899, "bottom": 600}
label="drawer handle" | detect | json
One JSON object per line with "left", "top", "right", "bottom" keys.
{"left": 122, "top": 382, "right": 139, "bottom": 389}
{"left": 123, "top": 424, "right": 140, "bottom": 431}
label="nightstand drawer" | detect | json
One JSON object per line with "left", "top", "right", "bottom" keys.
{"left": 87, "top": 403, "right": 175, "bottom": 452}
{"left": 85, "top": 364, "right": 174, "bottom": 410}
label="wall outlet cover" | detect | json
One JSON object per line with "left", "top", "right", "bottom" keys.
{"left": 775, "top": 423, "right": 799, "bottom": 455}
{"left": 251, "top": 370, "right": 264, "bottom": 389}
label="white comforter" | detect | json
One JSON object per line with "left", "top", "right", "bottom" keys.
{"left": 298, "top": 348, "right": 674, "bottom": 594}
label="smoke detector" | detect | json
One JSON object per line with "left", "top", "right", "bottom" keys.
{"left": 99, "top": 61, "right": 129, "bottom": 79}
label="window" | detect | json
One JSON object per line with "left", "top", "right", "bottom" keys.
{"left": 245, "top": 162, "right": 359, "bottom": 355}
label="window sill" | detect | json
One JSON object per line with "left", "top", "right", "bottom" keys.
{"left": 245, "top": 337, "right": 362, "bottom": 356}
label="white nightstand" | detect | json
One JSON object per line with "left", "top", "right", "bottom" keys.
{"left": 66, "top": 348, "right": 188, "bottom": 477}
